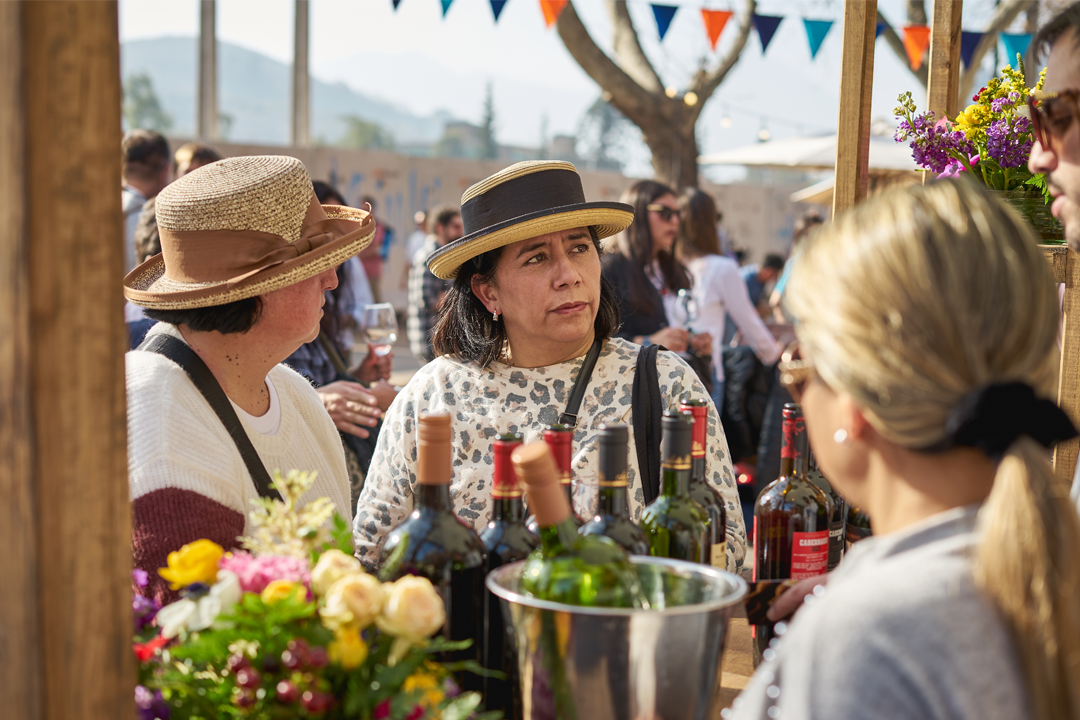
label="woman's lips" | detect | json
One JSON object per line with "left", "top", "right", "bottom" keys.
{"left": 552, "top": 301, "right": 588, "bottom": 314}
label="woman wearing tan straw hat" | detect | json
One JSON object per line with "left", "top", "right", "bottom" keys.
{"left": 352, "top": 160, "right": 747, "bottom": 573}
{"left": 124, "top": 155, "right": 376, "bottom": 602}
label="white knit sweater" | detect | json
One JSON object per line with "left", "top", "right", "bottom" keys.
{"left": 127, "top": 323, "right": 352, "bottom": 533}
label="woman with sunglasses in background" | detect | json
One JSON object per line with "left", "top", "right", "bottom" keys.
{"left": 601, "top": 180, "right": 710, "bottom": 356}
{"left": 728, "top": 180, "right": 1080, "bottom": 720}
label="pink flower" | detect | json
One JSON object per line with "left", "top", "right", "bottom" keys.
{"left": 218, "top": 552, "right": 310, "bottom": 594}
{"left": 374, "top": 700, "right": 391, "bottom": 719}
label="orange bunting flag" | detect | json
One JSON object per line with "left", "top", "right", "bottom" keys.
{"left": 540, "top": 0, "right": 568, "bottom": 28}
{"left": 902, "top": 25, "right": 931, "bottom": 70}
{"left": 701, "top": 9, "right": 733, "bottom": 51}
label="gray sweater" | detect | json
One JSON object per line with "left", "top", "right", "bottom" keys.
{"left": 728, "top": 505, "right": 1030, "bottom": 720}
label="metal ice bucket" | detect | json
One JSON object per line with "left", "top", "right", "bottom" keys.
{"left": 486, "top": 557, "right": 748, "bottom": 720}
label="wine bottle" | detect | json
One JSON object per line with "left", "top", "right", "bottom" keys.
{"left": 639, "top": 411, "right": 710, "bottom": 563}
{"left": 513, "top": 441, "right": 647, "bottom": 608}
{"left": 805, "top": 448, "right": 847, "bottom": 570}
{"left": 526, "top": 423, "right": 584, "bottom": 534}
{"left": 679, "top": 396, "right": 728, "bottom": 569}
{"left": 579, "top": 424, "right": 650, "bottom": 555}
{"left": 480, "top": 432, "right": 537, "bottom": 720}
{"left": 846, "top": 507, "right": 873, "bottom": 546}
{"left": 378, "top": 413, "right": 486, "bottom": 691}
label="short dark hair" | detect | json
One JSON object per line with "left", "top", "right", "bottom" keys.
{"left": 430, "top": 205, "right": 461, "bottom": 232}
{"left": 1035, "top": 3, "right": 1080, "bottom": 61}
{"left": 173, "top": 142, "right": 222, "bottom": 175}
{"left": 122, "top": 129, "right": 169, "bottom": 182}
{"left": 763, "top": 253, "right": 785, "bottom": 272}
{"left": 793, "top": 210, "right": 825, "bottom": 244}
{"left": 430, "top": 227, "right": 620, "bottom": 368}
{"left": 312, "top": 180, "right": 346, "bottom": 206}
{"left": 144, "top": 296, "right": 263, "bottom": 335}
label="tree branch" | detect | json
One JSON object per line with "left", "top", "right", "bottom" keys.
{"left": 958, "top": 0, "right": 1032, "bottom": 104}
{"left": 608, "top": 0, "right": 664, "bottom": 93}
{"left": 690, "top": 0, "right": 756, "bottom": 112}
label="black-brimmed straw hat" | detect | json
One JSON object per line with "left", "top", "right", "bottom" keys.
{"left": 124, "top": 155, "right": 375, "bottom": 310}
{"left": 426, "top": 160, "right": 634, "bottom": 279}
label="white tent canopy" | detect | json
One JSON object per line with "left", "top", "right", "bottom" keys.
{"left": 699, "top": 134, "right": 918, "bottom": 172}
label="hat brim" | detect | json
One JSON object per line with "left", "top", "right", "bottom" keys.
{"left": 426, "top": 202, "right": 634, "bottom": 280}
{"left": 124, "top": 205, "right": 375, "bottom": 310}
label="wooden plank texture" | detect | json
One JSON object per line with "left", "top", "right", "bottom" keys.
{"left": 1055, "top": 247, "right": 1080, "bottom": 483}
{"left": 20, "top": 3, "right": 134, "bottom": 719}
{"left": 833, "top": 0, "right": 878, "bottom": 215}
{"left": 1042, "top": 244, "right": 1069, "bottom": 284}
{"left": 926, "top": 0, "right": 963, "bottom": 122}
{"left": 199, "top": 0, "right": 217, "bottom": 139}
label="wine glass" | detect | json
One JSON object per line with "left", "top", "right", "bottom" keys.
{"left": 676, "top": 289, "right": 698, "bottom": 333}
{"left": 362, "top": 303, "right": 398, "bottom": 357}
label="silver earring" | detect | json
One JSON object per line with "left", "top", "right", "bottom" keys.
{"left": 834, "top": 429, "right": 848, "bottom": 444}
{"left": 493, "top": 310, "right": 499, "bottom": 322}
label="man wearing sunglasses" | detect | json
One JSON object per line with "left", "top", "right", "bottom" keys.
{"left": 1029, "top": 3, "right": 1080, "bottom": 253}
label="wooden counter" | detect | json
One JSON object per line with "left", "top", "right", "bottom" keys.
{"left": 717, "top": 604, "right": 754, "bottom": 712}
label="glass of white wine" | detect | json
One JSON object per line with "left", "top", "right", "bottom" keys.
{"left": 362, "top": 303, "right": 397, "bottom": 357}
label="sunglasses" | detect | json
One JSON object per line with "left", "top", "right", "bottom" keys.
{"left": 1029, "top": 89, "right": 1080, "bottom": 152}
{"left": 778, "top": 342, "right": 816, "bottom": 403}
{"left": 647, "top": 204, "right": 681, "bottom": 222}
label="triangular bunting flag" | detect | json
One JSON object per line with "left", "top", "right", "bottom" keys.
{"left": 752, "top": 14, "right": 783, "bottom": 54}
{"left": 875, "top": 21, "right": 886, "bottom": 39}
{"left": 440, "top": 0, "right": 453, "bottom": 18}
{"left": 651, "top": 4, "right": 678, "bottom": 41}
{"left": 803, "top": 19, "right": 833, "bottom": 59}
{"left": 392, "top": 0, "right": 403, "bottom": 9}
{"left": 539, "top": 0, "right": 568, "bottom": 28}
{"left": 1001, "top": 32, "right": 1033, "bottom": 62}
{"left": 902, "top": 25, "right": 931, "bottom": 70}
{"left": 490, "top": 0, "right": 508, "bottom": 22}
{"left": 960, "top": 30, "right": 985, "bottom": 68}
{"left": 701, "top": 9, "right": 733, "bottom": 50}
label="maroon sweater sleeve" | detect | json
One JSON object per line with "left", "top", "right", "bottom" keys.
{"left": 132, "top": 487, "right": 246, "bottom": 605}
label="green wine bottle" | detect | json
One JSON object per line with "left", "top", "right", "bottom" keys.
{"left": 639, "top": 412, "right": 710, "bottom": 563}
{"left": 679, "top": 396, "right": 728, "bottom": 569}
{"left": 513, "top": 441, "right": 647, "bottom": 608}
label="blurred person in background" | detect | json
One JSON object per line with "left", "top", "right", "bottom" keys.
{"left": 122, "top": 130, "right": 171, "bottom": 349}
{"left": 741, "top": 253, "right": 785, "bottom": 311}
{"left": 407, "top": 205, "right": 462, "bottom": 363}
{"left": 357, "top": 195, "right": 394, "bottom": 303}
{"left": 401, "top": 209, "right": 428, "bottom": 290}
{"left": 770, "top": 210, "right": 824, "bottom": 323}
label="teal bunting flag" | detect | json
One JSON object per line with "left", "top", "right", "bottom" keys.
{"left": 392, "top": 0, "right": 403, "bottom": 9}
{"left": 803, "top": 19, "right": 833, "bottom": 59}
{"left": 1001, "top": 32, "right": 1032, "bottom": 62}
{"left": 960, "top": 30, "right": 985, "bottom": 68}
{"left": 441, "top": 0, "right": 453, "bottom": 18}
{"left": 651, "top": 4, "right": 679, "bottom": 41}
{"left": 490, "top": 0, "right": 507, "bottom": 22}
{"left": 753, "top": 14, "right": 783, "bottom": 53}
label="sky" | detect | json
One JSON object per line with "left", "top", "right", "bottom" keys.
{"left": 119, "top": 0, "right": 1027, "bottom": 180}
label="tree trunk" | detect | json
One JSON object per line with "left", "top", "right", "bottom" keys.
{"left": 639, "top": 110, "right": 700, "bottom": 189}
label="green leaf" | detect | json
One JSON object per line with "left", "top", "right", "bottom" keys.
{"left": 441, "top": 692, "right": 483, "bottom": 720}
{"left": 1026, "top": 173, "right": 1053, "bottom": 204}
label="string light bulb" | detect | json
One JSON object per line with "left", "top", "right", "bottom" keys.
{"left": 720, "top": 114, "right": 733, "bottom": 129}
{"left": 758, "top": 122, "right": 771, "bottom": 142}
{"left": 665, "top": 86, "right": 678, "bottom": 98}
{"left": 684, "top": 92, "right": 698, "bottom": 106}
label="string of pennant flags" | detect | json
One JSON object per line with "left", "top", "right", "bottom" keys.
{"left": 391, "top": 0, "right": 1034, "bottom": 71}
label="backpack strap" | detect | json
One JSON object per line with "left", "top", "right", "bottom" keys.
{"left": 559, "top": 337, "right": 604, "bottom": 428}
{"left": 633, "top": 343, "right": 663, "bottom": 505}
{"left": 138, "top": 333, "right": 282, "bottom": 501}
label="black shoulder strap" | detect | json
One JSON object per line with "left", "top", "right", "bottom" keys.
{"left": 633, "top": 344, "right": 663, "bottom": 505}
{"left": 138, "top": 333, "right": 282, "bottom": 501}
{"left": 559, "top": 337, "right": 604, "bottom": 428}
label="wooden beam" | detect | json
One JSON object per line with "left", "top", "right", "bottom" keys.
{"left": 12, "top": 3, "right": 133, "bottom": 719}
{"left": 926, "top": 0, "right": 963, "bottom": 122}
{"left": 198, "top": 0, "right": 218, "bottom": 139}
{"left": 291, "top": 0, "right": 310, "bottom": 148}
{"left": 1055, "top": 247, "right": 1080, "bottom": 484}
{"left": 833, "top": 0, "right": 877, "bottom": 215}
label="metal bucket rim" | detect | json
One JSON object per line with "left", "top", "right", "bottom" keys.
{"left": 486, "top": 556, "right": 748, "bottom": 617}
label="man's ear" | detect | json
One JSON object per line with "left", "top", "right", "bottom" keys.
{"left": 470, "top": 274, "right": 497, "bottom": 315}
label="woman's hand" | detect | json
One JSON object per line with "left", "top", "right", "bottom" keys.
{"left": 690, "top": 332, "right": 713, "bottom": 356}
{"left": 649, "top": 327, "right": 689, "bottom": 353}
{"left": 766, "top": 574, "right": 829, "bottom": 622}
{"left": 316, "top": 381, "right": 383, "bottom": 439}
{"left": 366, "top": 379, "right": 399, "bottom": 413}
{"left": 351, "top": 344, "right": 393, "bottom": 384}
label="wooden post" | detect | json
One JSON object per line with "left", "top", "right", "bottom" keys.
{"left": 1, "top": 3, "right": 133, "bottom": 720}
{"left": 833, "top": 0, "right": 877, "bottom": 215}
{"left": 925, "top": 0, "right": 963, "bottom": 186}
{"left": 1045, "top": 246, "right": 1080, "bottom": 483}
{"left": 199, "top": 0, "right": 218, "bottom": 140}
{"left": 291, "top": 0, "right": 310, "bottom": 148}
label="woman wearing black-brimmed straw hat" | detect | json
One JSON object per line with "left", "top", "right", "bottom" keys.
{"left": 352, "top": 161, "right": 747, "bottom": 572}
{"left": 124, "top": 155, "right": 375, "bottom": 602}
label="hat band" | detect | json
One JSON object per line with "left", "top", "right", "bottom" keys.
{"left": 461, "top": 168, "right": 586, "bottom": 235}
{"left": 158, "top": 195, "right": 351, "bottom": 284}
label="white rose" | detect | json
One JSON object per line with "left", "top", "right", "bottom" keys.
{"left": 311, "top": 549, "right": 363, "bottom": 596}
{"left": 321, "top": 573, "right": 385, "bottom": 631}
{"left": 156, "top": 570, "right": 243, "bottom": 638}
{"left": 374, "top": 576, "right": 446, "bottom": 642}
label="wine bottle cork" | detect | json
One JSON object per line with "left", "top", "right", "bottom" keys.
{"left": 511, "top": 441, "right": 570, "bottom": 526}
{"left": 417, "top": 412, "right": 452, "bottom": 486}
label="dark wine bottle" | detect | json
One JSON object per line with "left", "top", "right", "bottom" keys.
{"left": 846, "top": 507, "right": 873, "bottom": 546}
{"left": 526, "top": 423, "right": 584, "bottom": 534}
{"left": 679, "top": 396, "right": 728, "bottom": 569}
{"left": 378, "top": 413, "right": 486, "bottom": 692}
{"left": 579, "top": 424, "right": 650, "bottom": 555}
{"left": 806, "top": 448, "right": 847, "bottom": 570}
{"left": 514, "top": 441, "right": 647, "bottom": 608}
{"left": 480, "top": 431, "right": 537, "bottom": 720}
{"left": 639, "top": 412, "right": 709, "bottom": 563}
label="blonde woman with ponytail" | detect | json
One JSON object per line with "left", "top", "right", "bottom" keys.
{"left": 728, "top": 180, "right": 1080, "bottom": 720}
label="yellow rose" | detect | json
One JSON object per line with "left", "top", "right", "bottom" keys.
{"left": 320, "top": 573, "right": 385, "bottom": 631}
{"left": 261, "top": 579, "right": 301, "bottom": 604}
{"left": 158, "top": 539, "right": 224, "bottom": 590}
{"left": 328, "top": 627, "right": 368, "bottom": 669}
{"left": 374, "top": 576, "right": 446, "bottom": 642}
{"left": 310, "top": 549, "right": 362, "bottom": 596}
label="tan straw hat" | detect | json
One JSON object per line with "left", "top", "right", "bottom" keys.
{"left": 124, "top": 155, "right": 375, "bottom": 310}
{"left": 426, "top": 160, "right": 634, "bottom": 279}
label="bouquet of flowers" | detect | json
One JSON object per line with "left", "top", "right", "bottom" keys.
{"left": 894, "top": 55, "right": 1048, "bottom": 197}
{"left": 133, "top": 470, "right": 497, "bottom": 720}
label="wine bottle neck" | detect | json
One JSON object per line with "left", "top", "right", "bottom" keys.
{"left": 597, "top": 484, "right": 629, "bottom": 517}
{"left": 660, "top": 466, "right": 690, "bottom": 497}
{"left": 415, "top": 483, "right": 452, "bottom": 512}
{"left": 538, "top": 517, "right": 581, "bottom": 553}
{"left": 688, "top": 457, "right": 707, "bottom": 487}
{"left": 491, "top": 495, "right": 526, "bottom": 523}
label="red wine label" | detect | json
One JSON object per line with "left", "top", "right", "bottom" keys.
{"left": 791, "top": 530, "right": 829, "bottom": 578}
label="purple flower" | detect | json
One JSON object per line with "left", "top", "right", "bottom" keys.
{"left": 986, "top": 117, "right": 1033, "bottom": 168}
{"left": 217, "top": 552, "right": 310, "bottom": 594}
{"left": 135, "top": 686, "right": 169, "bottom": 720}
{"left": 132, "top": 594, "right": 160, "bottom": 632}
{"left": 133, "top": 569, "right": 149, "bottom": 588}
{"left": 991, "top": 96, "right": 1014, "bottom": 113}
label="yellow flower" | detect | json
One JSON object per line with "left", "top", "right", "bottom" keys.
{"left": 320, "top": 573, "right": 385, "bottom": 631}
{"left": 375, "top": 576, "right": 446, "bottom": 642}
{"left": 328, "top": 627, "right": 368, "bottom": 669}
{"left": 404, "top": 669, "right": 445, "bottom": 709}
{"left": 261, "top": 579, "right": 300, "bottom": 604}
{"left": 158, "top": 539, "right": 224, "bottom": 590}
